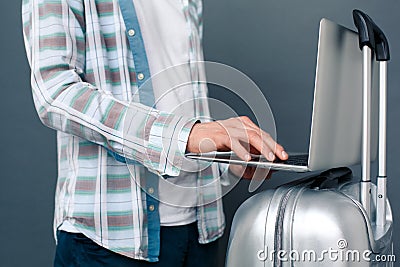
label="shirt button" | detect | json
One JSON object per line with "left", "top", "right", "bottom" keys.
{"left": 128, "top": 29, "right": 135, "bottom": 36}
{"left": 148, "top": 187, "right": 154, "bottom": 194}
{"left": 149, "top": 205, "right": 155, "bottom": 212}
{"left": 137, "top": 73, "right": 145, "bottom": 80}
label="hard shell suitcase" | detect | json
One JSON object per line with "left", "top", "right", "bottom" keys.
{"left": 225, "top": 168, "right": 393, "bottom": 266}
{"left": 225, "top": 10, "right": 394, "bottom": 266}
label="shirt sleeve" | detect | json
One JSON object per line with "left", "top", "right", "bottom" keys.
{"left": 22, "top": 0, "right": 197, "bottom": 176}
{"left": 192, "top": 0, "right": 203, "bottom": 40}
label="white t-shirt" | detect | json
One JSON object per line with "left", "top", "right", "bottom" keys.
{"left": 134, "top": 0, "right": 200, "bottom": 226}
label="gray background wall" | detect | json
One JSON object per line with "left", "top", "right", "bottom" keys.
{"left": 0, "top": 0, "right": 399, "bottom": 266}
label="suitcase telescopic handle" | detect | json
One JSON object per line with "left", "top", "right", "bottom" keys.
{"left": 353, "top": 9, "right": 390, "bottom": 227}
{"left": 353, "top": 9, "right": 390, "bottom": 61}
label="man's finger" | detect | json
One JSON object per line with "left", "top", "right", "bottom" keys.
{"left": 230, "top": 140, "right": 252, "bottom": 161}
{"left": 238, "top": 117, "right": 288, "bottom": 160}
{"left": 237, "top": 130, "right": 275, "bottom": 161}
{"left": 259, "top": 132, "right": 288, "bottom": 160}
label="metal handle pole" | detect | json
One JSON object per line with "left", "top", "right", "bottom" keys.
{"left": 361, "top": 46, "right": 372, "bottom": 218}
{"left": 376, "top": 61, "right": 387, "bottom": 227}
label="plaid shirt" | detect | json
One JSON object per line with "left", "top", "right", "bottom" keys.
{"left": 22, "top": 0, "right": 225, "bottom": 262}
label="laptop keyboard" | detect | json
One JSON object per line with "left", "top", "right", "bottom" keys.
{"left": 274, "top": 154, "right": 309, "bottom": 166}
{"left": 249, "top": 153, "right": 309, "bottom": 166}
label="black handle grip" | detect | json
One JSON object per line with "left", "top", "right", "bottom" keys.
{"left": 353, "top": 9, "right": 390, "bottom": 61}
{"left": 374, "top": 25, "right": 390, "bottom": 61}
{"left": 310, "top": 167, "right": 353, "bottom": 189}
{"left": 353, "top": 10, "right": 375, "bottom": 50}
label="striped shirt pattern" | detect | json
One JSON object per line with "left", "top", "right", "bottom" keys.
{"left": 22, "top": 0, "right": 225, "bottom": 261}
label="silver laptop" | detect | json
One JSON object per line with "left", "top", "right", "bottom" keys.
{"left": 185, "top": 18, "right": 378, "bottom": 172}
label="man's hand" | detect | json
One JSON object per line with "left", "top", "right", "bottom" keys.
{"left": 186, "top": 116, "right": 288, "bottom": 163}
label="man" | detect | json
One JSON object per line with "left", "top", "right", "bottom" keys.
{"left": 22, "top": 0, "right": 287, "bottom": 266}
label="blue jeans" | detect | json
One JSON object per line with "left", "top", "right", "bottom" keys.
{"left": 54, "top": 222, "right": 219, "bottom": 267}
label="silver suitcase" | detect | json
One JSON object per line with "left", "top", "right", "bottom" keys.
{"left": 226, "top": 10, "right": 394, "bottom": 267}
